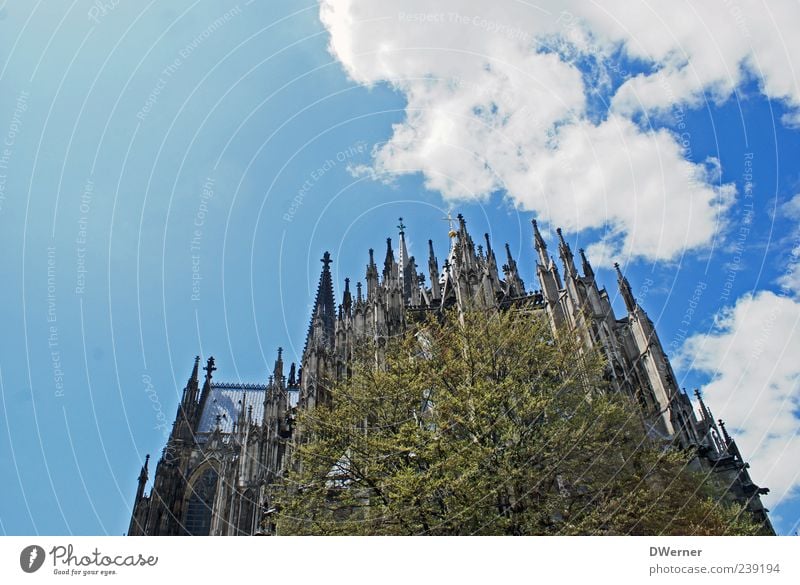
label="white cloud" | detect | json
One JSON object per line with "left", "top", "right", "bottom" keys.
{"left": 680, "top": 291, "right": 800, "bottom": 507}
{"left": 319, "top": 0, "right": 800, "bottom": 262}
{"left": 778, "top": 194, "right": 800, "bottom": 296}
{"left": 576, "top": 1, "right": 800, "bottom": 117}
{"left": 778, "top": 257, "right": 800, "bottom": 297}
{"left": 782, "top": 193, "right": 800, "bottom": 221}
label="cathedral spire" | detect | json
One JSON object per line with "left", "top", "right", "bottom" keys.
{"left": 717, "top": 419, "right": 744, "bottom": 462}
{"left": 189, "top": 355, "right": 200, "bottom": 385}
{"left": 556, "top": 228, "right": 577, "bottom": 278}
{"left": 195, "top": 356, "right": 216, "bottom": 424}
{"left": 505, "top": 243, "right": 516, "bottom": 272}
{"left": 532, "top": 221, "right": 564, "bottom": 319}
{"left": 531, "top": 219, "right": 550, "bottom": 267}
{"left": 550, "top": 256, "right": 563, "bottom": 289}
{"left": 694, "top": 389, "right": 712, "bottom": 424}
{"left": 273, "top": 347, "right": 284, "bottom": 383}
{"left": 173, "top": 356, "right": 207, "bottom": 441}
{"left": 428, "top": 239, "right": 441, "bottom": 301}
{"left": 718, "top": 419, "right": 732, "bottom": 447}
{"left": 440, "top": 258, "right": 452, "bottom": 303}
{"left": 398, "top": 218, "right": 414, "bottom": 302}
{"left": 356, "top": 281, "right": 363, "bottom": 303}
{"left": 288, "top": 362, "right": 297, "bottom": 387}
{"left": 483, "top": 232, "right": 500, "bottom": 284}
{"left": 305, "top": 252, "right": 337, "bottom": 352}
{"left": 457, "top": 214, "right": 475, "bottom": 253}
{"left": 136, "top": 455, "right": 149, "bottom": 498}
{"left": 484, "top": 233, "right": 495, "bottom": 263}
{"left": 383, "top": 237, "right": 397, "bottom": 284}
{"left": 342, "top": 278, "right": 352, "bottom": 316}
{"left": 397, "top": 218, "right": 409, "bottom": 267}
{"left": 503, "top": 243, "right": 526, "bottom": 297}
{"left": 615, "top": 262, "right": 637, "bottom": 314}
{"left": 406, "top": 255, "right": 420, "bottom": 305}
{"left": 366, "top": 248, "right": 379, "bottom": 299}
{"left": 579, "top": 248, "right": 594, "bottom": 280}
{"left": 182, "top": 355, "right": 201, "bottom": 407}
{"left": 127, "top": 454, "right": 150, "bottom": 536}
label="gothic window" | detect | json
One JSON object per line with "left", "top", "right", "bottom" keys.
{"left": 184, "top": 467, "right": 218, "bottom": 536}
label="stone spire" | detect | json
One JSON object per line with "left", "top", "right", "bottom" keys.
{"left": 172, "top": 356, "right": 206, "bottom": 441}
{"left": 718, "top": 419, "right": 731, "bottom": 444}
{"left": 342, "top": 278, "right": 352, "bottom": 316}
{"left": 484, "top": 233, "right": 499, "bottom": 281}
{"left": 532, "top": 219, "right": 549, "bottom": 267}
{"left": 189, "top": 355, "right": 200, "bottom": 384}
{"left": 428, "top": 239, "right": 441, "bottom": 301}
{"left": 579, "top": 248, "right": 594, "bottom": 280}
{"left": 407, "top": 256, "right": 421, "bottom": 305}
{"left": 694, "top": 389, "right": 713, "bottom": 424}
{"left": 397, "top": 218, "right": 413, "bottom": 302}
{"left": 273, "top": 347, "right": 284, "bottom": 382}
{"left": 455, "top": 213, "right": 477, "bottom": 271}
{"left": 717, "top": 418, "right": 743, "bottom": 461}
{"left": 383, "top": 237, "right": 397, "bottom": 285}
{"left": 136, "top": 455, "right": 149, "bottom": 499}
{"left": 615, "top": 262, "right": 637, "bottom": 314}
{"left": 550, "top": 256, "right": 563, "bottom": 289}
{"left": 305, "top": 252, "right": 336, "bottom": 352}
{"left": 127, "top": 454, "right": 150, "bottom": 536}
{"left": 196, "top": 356, "right": 216, "bottom": 423}
{"left": 182, "top": 356, "right": 201, "bottom": 409}
{"left": 366, "top": 249, "right": 379, "bottom": 299}
{"left": 503, "top": 243, "right": 526, "bottom": 297}
{"left": 556, "top": 228, "right": 577, "bottom": 278}
{"left": 531, "top": 221, "right": 566, "bottom": 328}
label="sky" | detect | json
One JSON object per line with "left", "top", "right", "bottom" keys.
{"left": 0, "top": 0, "right": 798, "bottom": 536}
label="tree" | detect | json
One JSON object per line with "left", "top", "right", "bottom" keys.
{"left": 275, "top": 304, "right": 764, "bottom": 535}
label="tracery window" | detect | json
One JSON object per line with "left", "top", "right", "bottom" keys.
{"left": 184, "top": 467, "right": 218, "bottom": 536}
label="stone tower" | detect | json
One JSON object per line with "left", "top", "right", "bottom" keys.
{"left": 127, "top": 353, "right": 300, "bottom": 535}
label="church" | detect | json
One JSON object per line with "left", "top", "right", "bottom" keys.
{"left": 127, "top": 215, "right": 773, "bottom": 535}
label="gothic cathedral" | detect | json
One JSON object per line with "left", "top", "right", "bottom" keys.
{"left": 127, "top": 216, "right": 773, "bottom": 535}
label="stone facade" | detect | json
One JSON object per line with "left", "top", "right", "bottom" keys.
{"left": 128, "top": 215, "right": 773, "bottom": 535}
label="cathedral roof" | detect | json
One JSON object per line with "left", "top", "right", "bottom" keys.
{"left": 196, "top": 383, "right": 267, "bottom": 435}
{"left": 195, "top": 382, "right": 300, "bottom": 436}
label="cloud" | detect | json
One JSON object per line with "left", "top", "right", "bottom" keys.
{"left": 573, "top": 1, "right": 800, "bottom": 117}
{"left": 319, "top": 0, "right": 800, "bottom": 262}
{"left": 679, "top": 291, "right": 800, "bottom": 507}
{"left": 777, "top": 194, "right": 800, "bottom": 296}
{"left": 779, "top": 255, "right": 800, "bottom": 297}
{"left": 782, "top": 193, "right": 800, "bottom": 222}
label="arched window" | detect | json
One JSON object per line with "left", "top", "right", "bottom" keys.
{"left": 184, "top": 467, "right": 218, "bottom": 536}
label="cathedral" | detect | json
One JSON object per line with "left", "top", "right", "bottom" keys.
{"left": 127, "top": 215, "right": 774, "bottom": 536}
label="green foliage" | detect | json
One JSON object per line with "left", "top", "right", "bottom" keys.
{"left": 275, "top": 305, "right": 764, "bottom": 535}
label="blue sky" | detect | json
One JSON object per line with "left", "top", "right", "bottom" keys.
{"left": 0, "top": 1, "right": 798, "bottom": 535}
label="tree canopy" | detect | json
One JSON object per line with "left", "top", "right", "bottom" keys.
{"left": 275, "top": 305, "right": 763, "bottom": 535}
